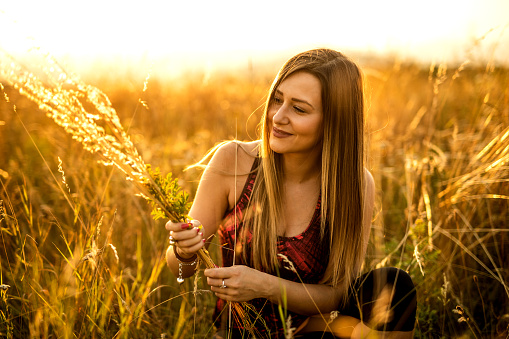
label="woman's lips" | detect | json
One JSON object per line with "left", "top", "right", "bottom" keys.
{"left": 272, "top": 127, "right": 292, "bottom": 138}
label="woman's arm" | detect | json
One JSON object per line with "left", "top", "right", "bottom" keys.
{"left": 165, "top": 142, "right": 238, "bottom": 278}
{"left": 204, "top": 265, "right": 341, "bottom": 316}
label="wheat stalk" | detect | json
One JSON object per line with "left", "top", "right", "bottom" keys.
{"left": 0, "top": 49, "right": 215, "bottom": 269}
{"left": 1, "top": 49, "right": 270, "bottom": 337}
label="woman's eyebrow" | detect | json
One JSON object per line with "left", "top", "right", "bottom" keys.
{"left": 275, "top": 89, "right": 315, "bottom": 109}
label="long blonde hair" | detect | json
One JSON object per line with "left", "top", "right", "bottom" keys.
{"left": 246, "top": 49, "right": 365, "bottom": 303}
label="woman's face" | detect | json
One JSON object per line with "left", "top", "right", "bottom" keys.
{"left": 268, "top": 71, "right": 323, "bottom": 156}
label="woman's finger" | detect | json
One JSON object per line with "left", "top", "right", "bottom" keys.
{"left": 204, "top": 267, "right": 233, "bottom": 279}
{"left": 211, "top": 285, "right": 244, "bottom": 302}
{"left": 170, "top": 223, "right": 205, "bottom": 251}
{"left": 207, "top": 277, "right": 228, "bottom": 288}
{"left": 165, "top": 220, "right": 192, "bottom": 231}
{"left": 178, "top": 239, "right": 205, "bottom": 254}
{"left": 170, "top": 227, "right": 203, "bottom": 241}
{"left": 175, "top": 234, "right": 203, "bottom": 247}
{"left": 188, "top": 219, "right": 203, "bottom": 230}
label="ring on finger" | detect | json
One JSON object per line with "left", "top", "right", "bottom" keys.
{"left": 219, "top": 279, "right": 227, "bottom": 289}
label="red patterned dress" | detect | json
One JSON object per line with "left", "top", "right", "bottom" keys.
{"left": 214, "top": 157, "right": 330, "bottom": 338}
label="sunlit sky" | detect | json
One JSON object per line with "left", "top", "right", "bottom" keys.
{"left": 2, "top": 0, "right": 509, "bottom": 77}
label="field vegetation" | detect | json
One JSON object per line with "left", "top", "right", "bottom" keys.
{"left": 0, "top": 52, "right": 508, "bottom": 338}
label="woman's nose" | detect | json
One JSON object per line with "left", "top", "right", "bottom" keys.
{"left": 272, "top": 105, "right": 289, "bottom": 125}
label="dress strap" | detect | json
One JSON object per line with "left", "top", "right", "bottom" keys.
{"left": 225, "top": 156, "right": 259, "bottom": 216}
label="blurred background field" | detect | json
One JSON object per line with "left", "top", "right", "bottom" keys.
{"left": 1, "top": 51, "right": 509, "bottom": 338}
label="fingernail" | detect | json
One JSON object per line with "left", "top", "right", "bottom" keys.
{"left": 202, "top": 239, "right": 206, "bottom": 243}
{"left": 196, "top": 228, "right": 200, "bottom": 234}
{"left": 199, "top": 232, "right": 204, "bottom": 237}
{"left": 181, "top": 224, "right": 189, "bottom": 229}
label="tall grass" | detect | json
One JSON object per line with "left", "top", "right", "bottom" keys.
{"left": 366, "top": 59, "right": 509, "bottom": 337}
{"left": 0, "top": 53, "right": 508, "bottom": 338}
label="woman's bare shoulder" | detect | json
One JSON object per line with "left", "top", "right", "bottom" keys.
{"left": 208, "top": 140, "right": 260, "bottom": 175}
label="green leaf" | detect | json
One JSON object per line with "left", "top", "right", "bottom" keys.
{"left": 143, "top": 164, "right": 191, "bottom": 222}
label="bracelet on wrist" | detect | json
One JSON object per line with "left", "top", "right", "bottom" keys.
{"left": 173, "top": 246, "right": 198, "bottom": 263}
{"left": 172, "top": 246, "right": 198, "bottom": 284}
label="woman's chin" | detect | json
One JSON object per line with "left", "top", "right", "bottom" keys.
{"left": 269, "top": 140, "right": 287, "bottom": 154}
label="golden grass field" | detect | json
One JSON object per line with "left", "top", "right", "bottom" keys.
{"left": 0, "top": 53, "right": 508, "bottom": 338}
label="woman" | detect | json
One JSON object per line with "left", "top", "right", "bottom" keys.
{"left": 165, "top": 49, "right": 416, "bottom": 338}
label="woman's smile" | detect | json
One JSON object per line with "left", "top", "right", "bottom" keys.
{"left": 272, "top": 127, "right": 292, "bottom": 138}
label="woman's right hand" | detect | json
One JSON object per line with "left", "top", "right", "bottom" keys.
{"left": 165, "top": 219, "right": 206, "bottom": 257}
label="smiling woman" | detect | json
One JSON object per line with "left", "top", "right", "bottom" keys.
{"left": 165, "top": 48, "right": 417, "bottom": 338}
{"left": 268, "top": 71, "right": 324, "bottom": 157}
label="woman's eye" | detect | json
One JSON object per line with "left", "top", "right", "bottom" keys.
{"left": 294, "top": 106, "right": 305, "bottom": 113}
{"left": 273, "top": 97, "right": 283, "bottom": 104}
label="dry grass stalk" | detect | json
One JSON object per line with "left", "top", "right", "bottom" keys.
{"left": 0, "top": 50, "right": 215, "bottom": 269}
{"left": 0, "top": 50, "right": 262, "bottom": 337}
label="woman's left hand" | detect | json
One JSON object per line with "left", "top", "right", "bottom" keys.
{"left": 204, "top": 265, "right": 273, "bottom": 302}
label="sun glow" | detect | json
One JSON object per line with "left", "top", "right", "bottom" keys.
{"left": 2, "top": 0, "right": 509, "bottom": 76}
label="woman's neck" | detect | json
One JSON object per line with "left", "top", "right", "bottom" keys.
{"left": 281, "top": 152, "right": 321, "bottom": 184}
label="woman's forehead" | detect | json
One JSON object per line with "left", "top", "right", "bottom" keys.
{"left": 277, "top": 72, "right": 322, "bottom": 107}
